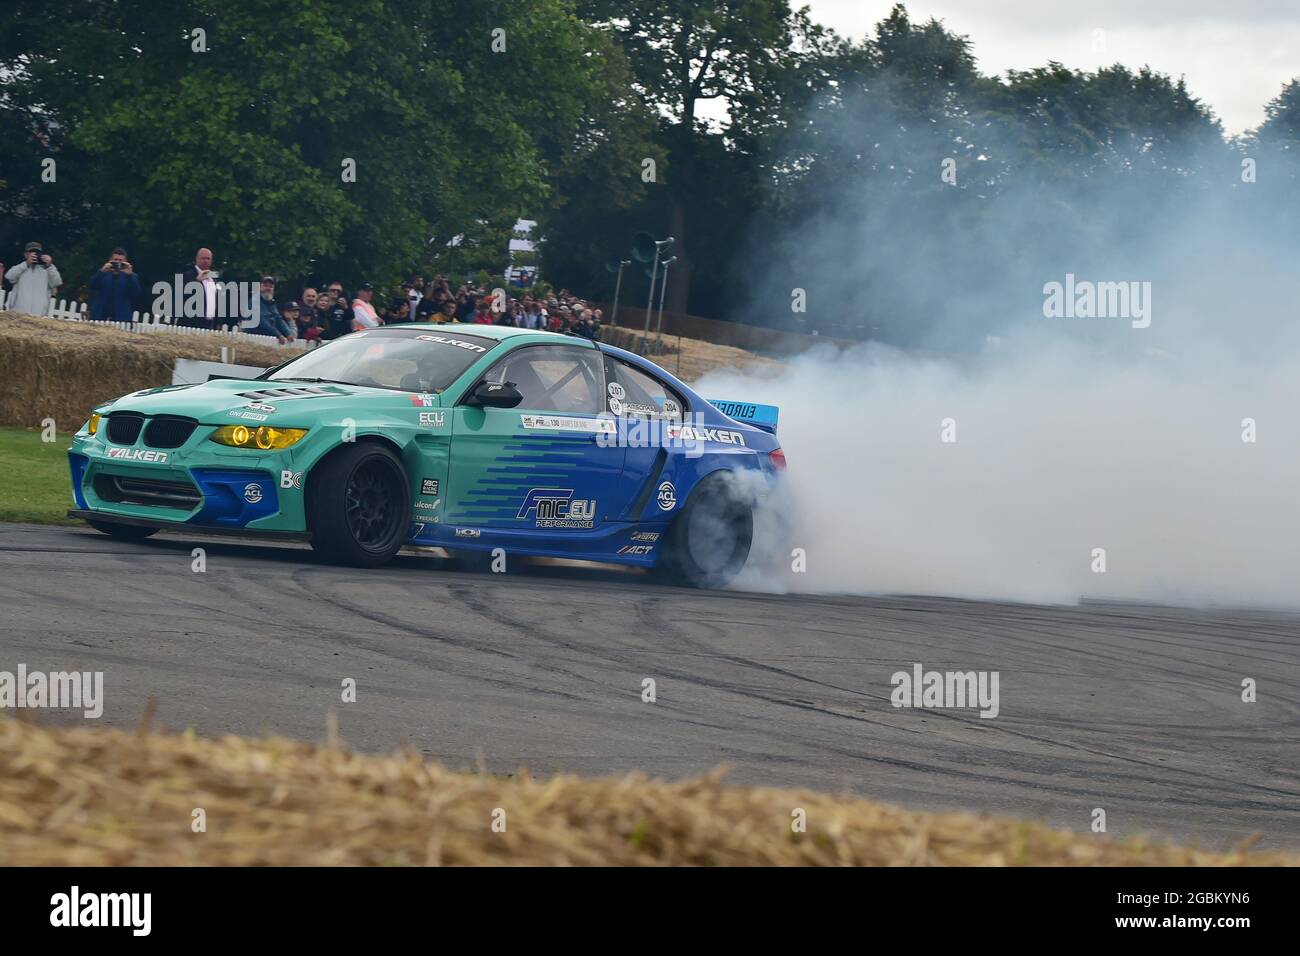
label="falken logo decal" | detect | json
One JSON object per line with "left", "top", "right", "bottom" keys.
{"left": 518, "top": 488, "right": 597, "bottom": 529}
{"left": 664, "top": 425, "right": 746, "bottom": 446}
{"left": 105, "top": 448, "right": 168, "bottom": 463}
{"left": 416, "top": 334, "right": 488, "bottom": 353}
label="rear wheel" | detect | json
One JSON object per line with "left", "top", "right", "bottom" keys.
{"left": 655, "top": 472, "right": 753, "bottom": 588}
{"left": 86, "top": 519, "right": 159, "bottom": 540}
{"left": 307, "top": 443, "right": 410, "bottom": 567}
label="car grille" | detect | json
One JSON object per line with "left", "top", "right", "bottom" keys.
{"left": 93, "top": 474, "right": 201, "bottom": 510}
{"left": 143, "top": 415, "right": 198, "bottom": 449}
{"left": 105, "top": 412, "right": 144, "bottom": 445}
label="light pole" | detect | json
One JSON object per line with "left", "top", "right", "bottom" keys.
{"left": 655, "top": 256, "right": 676, "bottom": 355}
{"left": 631, "top": 233, "right": 673, "bottom": 354}
{"left": 605, "top": 256, "right": 631, "bottom": 329}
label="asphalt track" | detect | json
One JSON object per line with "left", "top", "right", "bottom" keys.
{"left": 2, "top": 521, "right": 1297, "bottom": 851}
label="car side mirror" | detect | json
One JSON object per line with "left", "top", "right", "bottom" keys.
{"left": 466, "top": 380, "right": 523, "bottom": 408}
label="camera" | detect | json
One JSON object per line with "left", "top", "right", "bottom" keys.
{"left": 111, "top": 261, "right": 123, "bottom": 271}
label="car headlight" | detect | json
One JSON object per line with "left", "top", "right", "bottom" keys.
{"left": 209, "top": 425, "right": 308, "bottom": 450}
{"left": 87, "top": 413, "right": 101, "bottom": 435}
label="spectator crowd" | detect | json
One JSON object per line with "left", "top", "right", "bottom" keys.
{"left": 2, "top": 240, "right": 607, "bottom": 345}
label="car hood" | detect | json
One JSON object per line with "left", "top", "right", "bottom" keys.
{"left": 95, "top": 378, "right": 433, "bottom": 423}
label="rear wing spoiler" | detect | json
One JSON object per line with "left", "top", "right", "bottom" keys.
{"left": 707, "top": 398, "right": 779, "bottom": 433}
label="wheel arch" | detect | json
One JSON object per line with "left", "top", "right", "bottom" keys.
{"left": 303, "top": 433, "right": 407, "bottom": 520}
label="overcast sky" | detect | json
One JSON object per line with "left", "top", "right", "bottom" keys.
{"left": 802, "top": 0, "right": 1300, "bottom": 134}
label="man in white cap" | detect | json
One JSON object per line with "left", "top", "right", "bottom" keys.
{"left": 5, "top": 242, "right": 62, "bottom": 316}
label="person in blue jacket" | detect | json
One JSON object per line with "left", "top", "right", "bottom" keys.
{"left": 89, "top": 248, "right": 142, "bottom": 323}
{"left": 248, "top": 276, "right": 294, "bottom": 342}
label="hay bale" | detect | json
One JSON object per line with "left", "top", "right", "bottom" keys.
{"left": 601, "top": 326, "right": 782, "bottom": 382}
{"left": 0, "top": 718, "right": 1292, "bottom": 866}
{"left": 0, "top": 312, "right": 295, "bottom": 431}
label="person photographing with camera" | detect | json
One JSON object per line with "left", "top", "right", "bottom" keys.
{"left": 89, "top": 247, "right": 142, "bottom": 324}
{"left": 5, "top": 241, "right": 63, "bottom": 316}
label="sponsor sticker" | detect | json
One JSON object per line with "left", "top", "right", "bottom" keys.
{"left": 416, "top": 334, "right": 488, "bottom": 353}
{"left": 421, "top": 478, "right": 439, "bottom": 496}
{"left": 230, "top": 410, "right": 269, "bottom": 422}
{"left": 518, "top": 488, "right": 597, "bottom": 529}
{"left": 607, "top": 382, "right": 626, "bottom": 400}
{"left": 279, "top": 470, "right": 303, "bottom": 490}
{"left": 409, "top": 394, "right": 437, "bottom": 407}
{"left": 520, "top": 414, "right": 616, "bottom": 434}
{"left": 630, "top": 531, "right": 660, "bottom": 542}
{"left": 245, "top": 402, "right": 276, "bottom": 413}
{"left": 608, "top": 397, "right": 624, "bottom": 415}
{"left": 617, "top": 544, "right": 655, "bottom": 556}
{"left": 656, "top": 481, "right": 677, "bottom": 511}
{"left": 243, "top": 482, "right": 263, "bottom": 504}
{"left": 105, "top": 448, "right": 168, "bottom": 463}
{"left": 418, "top": 410, "right": 446, "bottom": 428}
{"left": 664, "top": 425, "right": 746, "bottom": 446}
{"left": 712, "top": 401, "right": 757, "bottom": 419}
{"left": 454, "top": 528, "right": 480, "bottom": 538}
{"left": 414, "top": 500, "right": 441, "bottom": 512}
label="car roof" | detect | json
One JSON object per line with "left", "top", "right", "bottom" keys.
{"left": 382, "top": 323, "right": 588, "bottom": 347}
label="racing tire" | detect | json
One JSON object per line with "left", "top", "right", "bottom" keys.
{"left": 307, "top": 443, "right": 411, "bottom": 568}
{"left": 86, "top": 519, "right": 159, "bottom": 541}
{"left": 654, "top": 472, "right": 753, "bottom": 589}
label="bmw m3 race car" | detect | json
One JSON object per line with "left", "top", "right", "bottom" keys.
{"left": 67, "top": 325, "right": 785, "bottom": 587}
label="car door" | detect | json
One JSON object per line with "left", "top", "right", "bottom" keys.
{"left": 442, "top": 342, "right": 631, "bottom": 534}
{"left": 602, "top": 355, "right": 690, "bottom": 521}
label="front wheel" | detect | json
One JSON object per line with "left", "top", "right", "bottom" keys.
{"left": 307, "top": 443, "right": 411, "bottom": 568}
{"left": 654, "top": 472, "right": 753, "bottom": 589}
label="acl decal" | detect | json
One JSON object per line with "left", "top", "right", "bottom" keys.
{"left": 656, "top": 481, "right": 677, "bottom": 511}
{"left": 243, "top": 482, "right": 263, "bottom": 504}
{"left": 517, "top": 488, "right": 597, "bottom": 529}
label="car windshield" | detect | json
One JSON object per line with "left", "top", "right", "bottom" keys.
{"left": 263, "top": 328, "right": 498, "bottom": 393}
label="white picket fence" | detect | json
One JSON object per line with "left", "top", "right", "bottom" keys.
{"left": 0, "top": 288, "right": 310, "bottom": 350}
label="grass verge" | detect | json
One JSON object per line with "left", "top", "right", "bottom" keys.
{"left": 0, "top": 426, "right": 76, "bottom": 525}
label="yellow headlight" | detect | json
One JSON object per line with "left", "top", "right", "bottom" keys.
{"left": 210, "top": 425, "right": 308, "bottom": 449}
{"left": 88, "top": 413, "right": 101, "bottom": 435}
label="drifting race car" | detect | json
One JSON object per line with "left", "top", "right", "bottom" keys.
{"left": 67, "top": 325, "right": 785, "bottom": 587}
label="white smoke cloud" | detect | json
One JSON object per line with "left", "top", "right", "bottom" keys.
{"left": 700, "top": 340, "right": 1300, "bottom": 607}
